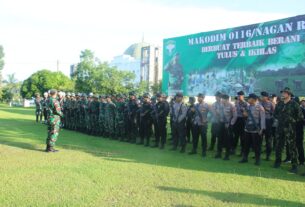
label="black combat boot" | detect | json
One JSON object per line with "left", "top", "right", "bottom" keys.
{"left": 214, "top": 152, "right": 222, "bottom": 159}
{"left": 239, "top": 155, "right": 248, "bottom": 163}
{"left": 180, "top": 145, "right": 186, "bottom": 153}
{"left": 273, "top": 160, "right": 281, "bottom": 168}
{"left": 289, "top": 165, "right": 298, "bottom": 174}
{"left": 160, "top": 143, "right": 164, "bottom": 149}
{"left": 45, "top": 145, "right": 51, "bottom": 152}
{"left": 188, "top": 149, "right": 197, "bottom": 155}
{"left": 255, "top": 159, "right": 261, "bottom": 166}
{"left": 151, "top": 143, "right": 158, "bottom": 148}
{"left": 144, "top": 139, "right": 150, "bottom": 147}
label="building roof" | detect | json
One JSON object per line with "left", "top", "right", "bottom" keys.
{"left": 124, "top": 42, "right": 149, "bottom": 59}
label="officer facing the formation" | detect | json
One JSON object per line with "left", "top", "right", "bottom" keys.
{"left": 34, "top": 93, "right": 43, "bottom": 123}
{"left": 170, "top": 92, "right": 187, "bottom": 153}
{"left": 239, "top": 93, "right": 265, "bottom": 165}
{"left": 152, "top": 93, "right": 170, "bottom": 149}
{"left": 46, "top": 89, "right": 64, "bottom": 152}
{"left": 260, "top": 91, "right": 275, "bottom": 161}
{"left": 273, "top": 87, "right": 303, "bottom": 173}
{"left": 189, "top": 93, "right": 210, "bottom": 157}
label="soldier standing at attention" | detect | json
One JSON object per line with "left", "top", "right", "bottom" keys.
{"left": 138, "top": 93, "right": 153, "bottom": 146}
{"left": 215, "top": 94, "right": 237, "bottom": 160}
{"left": 186, "top": 97, "right": 196, "bottom": 144}
{"left": 42, "top": 92, "right": 49, "bottom": 124}
{"left": 189, "top": 93, "right": 210, "bottom": 157}
{"left": 98, "top": 95, "right": 107, "bottom": 137}
{"left": 297, "top": 100, "right": 305, "bottom": 166}
{"left": 58, "top": 91, "right": 65, "bottom": 128}
{"left": 170, "top": 92, "right": 188, "bottom": 153}
{"left": 46, "top": 89, "right": 64, "bottom": 152}
{"left": 273, "top": 87, "right": 303, "bottom": 173}
{"left": 125, "top": 92, "right": 139, "bottom": 143}
{"left": 115, "top": 94, "right": 126, "bottom": 141}
{"left": 89, "top": 95, "right": 100, "bottom": 136}
{"left": 209, "top": 91, "right": 222, "bottom": 151}
{"left": 239, "top": 94, "right": 265, "bottom": 165}
{"left": 105, "top": 95, "right": 116, "bottom": 138}
{"left": 260, "top": 91, "right": 275, "bottom": 161}
{"left": 35, "top": 93, "right": 43, "bottom": 123}
{"left": 152, "top": 93, "right": 170, "bottom": 149}
{"left": 233, "top": 91, "right": 248, "bottom": 156}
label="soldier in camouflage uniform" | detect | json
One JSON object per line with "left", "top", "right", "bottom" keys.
{"left": 115, "top": 94, "right": 126, "bottom": 141}
{"left": 138, "top": 93, "right": 153, "bottom": 146}
{"left": 71, "top": 93, "right": 79, "bottom": 130}
{"left": 104, "top": 95, "right": 116, "bottom": 138}
{"left": 34, "top": 93, "right": 43, "bottom": 123}
{"left": 74, "top": 93, "right": 82, "bottom": 131}
{"left": 46, "top": 89, "right": 64, "bottom": 152}
{"left": 98, "top": 95, "right": 107, "bottom": 136}
{"left": 67, "top": 93, "right": 75, "bottom": 130}
{"left": 42, "top": 92, "right": 49, "bottom": 124}
{"left": 89, "top": 95, "right": 100, "bottom": 135}
{"left": 79, "top": 94, "right": 88, "bottom": 133}
{"left": 273, "top": 87, "right": 304, "bottom": 173}
{"left": 86, "top": 93, "right": 93, "bottom": 133}
{"left": 62, "top": 93, "right": 70, "bottom": 129}
{"left": 125, "top": 92, "right": 140, "bottom": 143}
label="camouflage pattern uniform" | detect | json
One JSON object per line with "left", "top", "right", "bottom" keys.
{"left": 115, "top": 95, "right": 126, "bottom": 140}
{"left": 46, "top": 94, "right": 63, "bottom": 151}
{"left": 88, "top": 96, "right": 100, "bottom": 135}
{"left": 79, "top": 95, "right": 88, "bottom": 132}
{"left": 98, "top": 96, "right": 107, "bottom": 136}
{"left": 274, "top": 98, "right": 303, "bottom": 169}
{"left": 105, "top": 96, "right": 116, "bottom": 138}
{"left": 35, "top": 96, "right": 43, "bottom": 123}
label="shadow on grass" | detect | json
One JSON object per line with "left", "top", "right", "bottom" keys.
{"left": 0, "top": 111, "right": 304, "bottom": 183}
{"left": 158, "top": 186, "right": 305, "bottom": 207}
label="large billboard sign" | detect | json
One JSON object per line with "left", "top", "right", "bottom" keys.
{"left": 162, "top": 15, "right": 305, "bottom": 97}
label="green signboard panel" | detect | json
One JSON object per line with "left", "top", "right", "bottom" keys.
{"left": 162, "top": 15, "right": 305, "bottom": 97}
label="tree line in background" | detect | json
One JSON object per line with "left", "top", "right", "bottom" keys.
{"left": 0, "top": 48, "right": 162, "bottom": 102}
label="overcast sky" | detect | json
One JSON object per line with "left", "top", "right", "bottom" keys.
{"left": 0, "top": 0, "right": 303, "bottom": 81}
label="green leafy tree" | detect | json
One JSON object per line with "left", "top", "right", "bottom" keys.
{"left": 20, "top": 70, "right": 74, "bottom": 99}
{"left": 1, "top": 73, "right": 21, "bottom": 103}
{"left": 73, "top": 49, "right": 136, "bottom": 95}
{"left": 150, "top": 81, "right": 162, "bottom": 95}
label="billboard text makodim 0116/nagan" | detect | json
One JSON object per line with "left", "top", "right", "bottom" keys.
{"left": 162, "top": 15, "right": 305, "bottom": 97}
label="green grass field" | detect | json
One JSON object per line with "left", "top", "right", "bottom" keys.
{"left": 0, "top": 104, "right": 305, "bottom": 207}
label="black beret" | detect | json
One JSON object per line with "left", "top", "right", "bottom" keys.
{"left": 248, "top": 93, "right": 258, "bottom": 100}
{"left": 197, "top": 93, "right": 205, "bottom": 98}
{"left": 237, "top": 91, "right": 245, "bottom": 96}
{"left": 215, "top": 91, "right": 222, "bottom": 97}
{"left": 222, "top": 94, "right": 230, "bottom": 100}
{"left": 176, "top": 92, "right": 183, "bottom": 97}
{"left": 260, "top": 91, "right": 269, "bottom": 97}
